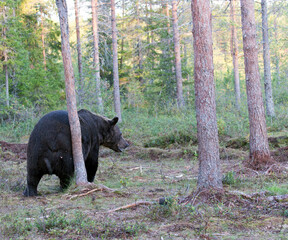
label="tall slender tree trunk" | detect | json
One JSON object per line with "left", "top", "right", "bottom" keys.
{"left": 111, "top": 0, "right": 122, "bottom": 122}
{"left": 273, "top": 18, "right": 280, "bottom": 85}
{"left": 261, "top": 0, "right": 275, "bottom": 117}
{"left": 56, "top": 0, "right": 88, "bottom": 185}
{"left": 171, "top": 0, "right": 184, "bottom": 108}
{"left": 3, "top": 6, "right": 9, "bottom": 107}
{"left": 74, "top": 0, "right": 84, "bottom": 106}
{"left": 120, "top": 0, "right": 125, "bottom": 70}
{"left": 136, "top": 0, "right": 143, "bottom": 83}
{"left": 240, "top": 0, "right": 273, "bottom": 169}
{"left": 40, "top": 7, "right": 47, "bottom": 71}
{"left": 230, "top": 0, "right": 241, "bottom": 110}
{"left": 91, "top": 0, "right": 104, "bottom": 114}
{"left": 191, "top": 0, "right": 222, "bottom": 190}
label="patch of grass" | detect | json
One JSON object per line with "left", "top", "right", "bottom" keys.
{"left": 144, "top": 129, "right": 197, "bottom": 148}
{"left": 266, "top": 183, "right": 288, "bottom": 196}
{"left": 1, "top": 213, "right": 33, "bottom": 237}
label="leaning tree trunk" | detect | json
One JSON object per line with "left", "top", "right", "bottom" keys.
{"left": 171, "top": 0, "right": 184, "bottom": 108}
{"left": 240, "top": 0, "right": 273, "bottom": 169}
{"left": 261, "top": 0, "right": 275, "bottom": 117}
{"left": 74, "top": 0, "right": 84, "bottom": 105}
{"left": 230, "top": 0, "right": 241, "bottom": 110}
{"left": 111, "top": 0, "right": 122, "bottom": 122}
{"left": 191, "top": 0, "right": 223, "bottom": 190}
{"left": 91, "top": 0, "right": 104, "bottom": 114}
{"left": 56, "top": 0, "right": 88, "bottom": 185}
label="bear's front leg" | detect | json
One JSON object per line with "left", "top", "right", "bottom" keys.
{"left": 85, "top": 156, "right": 98, "bottom": 183}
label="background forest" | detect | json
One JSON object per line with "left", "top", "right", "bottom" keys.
{"left": 1, "top": 0, "right": 288, "bottom": 141}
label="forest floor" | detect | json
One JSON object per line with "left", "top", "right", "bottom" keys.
{"left": 0, "top": 136, "right": 288, "bottom": 239}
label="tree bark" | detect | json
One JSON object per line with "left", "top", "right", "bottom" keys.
{"left": 3, "top": 6, "right": 9, "bottom": 107}
{"left": 191, "top": 0, "right": 223, "bottom": 190}
{"left": 230, "top": 0, "right": 241, "bottom": 110}
{"left": 40, "top": 7, "right": 47, "bottom": 71}
{"left": 74, "top": 0, "right": 84, "bottom": 106}
{"left": 111, "top": 0, "right": 122, "bottom": 122}
{"left": 56, "top": 0, "right": 88, "bottom": 185}
{"left": 136, "top": 0, "right": 143, "bottom": 83}
{"left": 171, "top": 0, "right": 184, "bottom": 108}
{"left": 91, "top": 0, "right": 104, "bottom": 114}
{"left": 261, "top": 0, "right": 275, "bottom": 117}
{"left": 240, "top": 0, "right": 272, "bottom": 169}
{"left": 273, "top": 18, "right": 280, "bottom": 85}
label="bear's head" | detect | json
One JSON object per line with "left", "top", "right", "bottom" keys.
{"left": 103, "top": 117, "right": 129, "bottom": 152}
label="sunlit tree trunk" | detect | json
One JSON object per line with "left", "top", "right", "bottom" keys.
{"left": 240, "top": 0, "right": 272, "bottom": 169}
{"left": 191, "top": 0, "right": 222, "bottom": 190}
{"left": 74, "top": 0, "right": 84, "bottom": 105}
{"left": 40, "top": 6, "right": 47, "bottom": 70}
{"left": 230, "top": 0, "right": 241, "bottom": 110}
{"left": 91, "top": 0, "right": 104, "bottom": 113}
{"left": 171, "top": 0, "right": 184, "bottom": 108}
{"left": 111, "top": 0, "right": 122, "bottom": 122}
{"left": 261, "top": 0, "right": 275, "bottom": 117}
{"left": 56, "top": 0, "right": 88, "bottom": 185}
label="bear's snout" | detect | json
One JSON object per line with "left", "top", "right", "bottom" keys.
{"left": 118, "top": 137, "right": 129, "bottom": 152}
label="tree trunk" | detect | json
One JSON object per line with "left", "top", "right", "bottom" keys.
{"left": 191, "top": 0, "right": 223, "bottom": 190}
{"left": 40, "top": 7, "right": 47, "bottom": 71}
{"left": 74, "top": 0, "right": 84, "bottom": 106}
{"left": 171, "top": 0, "right": 184, "bottom": 108}
{"left": 91, "top": 0, "right": 104, "bottom": 114}
{"left": 230, "top": 0, "right": 241, "bottom": 110}
{"left": 261, "top": 0, "right": 275, "bottom": 117}
{"left": 273, "top": 18, "right": 280, "bottom": 85}
{"left": 3, "top": 6, "right": 9, "bottom": 107}
{"left": 111, "top": 0, "right": 122, "bottom": 122}
{"left": 56, "top": 0, "right": 88, "bottom": 185}
{"left": 136, "top": 0, "right": 143, "bottom": 83}
{"left": 240, "top": 0, "right": 273, "bottom": 169}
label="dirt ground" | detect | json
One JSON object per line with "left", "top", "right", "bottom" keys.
{"left": 0, "top": 140, "right": 287, "bottom": 239}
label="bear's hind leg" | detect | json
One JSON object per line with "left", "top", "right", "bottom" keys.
{"left": 23, "top": 174, "right": 42, "bottom": 196}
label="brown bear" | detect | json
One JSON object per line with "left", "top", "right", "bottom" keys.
{"left": 23, "top": 109, "right": 129, "bottom": 196}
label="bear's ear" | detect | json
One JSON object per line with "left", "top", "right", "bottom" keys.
{"left": 110, "top": 117, "right": 118, "bottom": 126}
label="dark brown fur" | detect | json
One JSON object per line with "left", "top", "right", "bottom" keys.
{"left": 24, "top": 109, "right": 129, "bottom": 196}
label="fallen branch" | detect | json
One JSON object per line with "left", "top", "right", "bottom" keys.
{"left": 63, "top": 184, "right": 118, "bottom": 200}
{"left": 264, "top": 164, "right": 276, "bottom": 175}
{"left": 106, "top": 201, "right": 154, "bottom": 214}
{"left": 67, "top": 188, "right": 102, "bottom": 200}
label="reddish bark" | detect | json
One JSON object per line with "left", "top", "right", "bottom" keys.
{"left": 191, "top": 0, "right": 222, "bottom": 190}
{"left": 56, "top": 0, "right": 88, "bottom": 185}
{"left": 240, "top": 0, "right": 273, "bottom": 169}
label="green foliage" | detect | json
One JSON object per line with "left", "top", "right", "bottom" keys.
{"left": 222, "top": 171, "right": 240, "bottom": 186}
